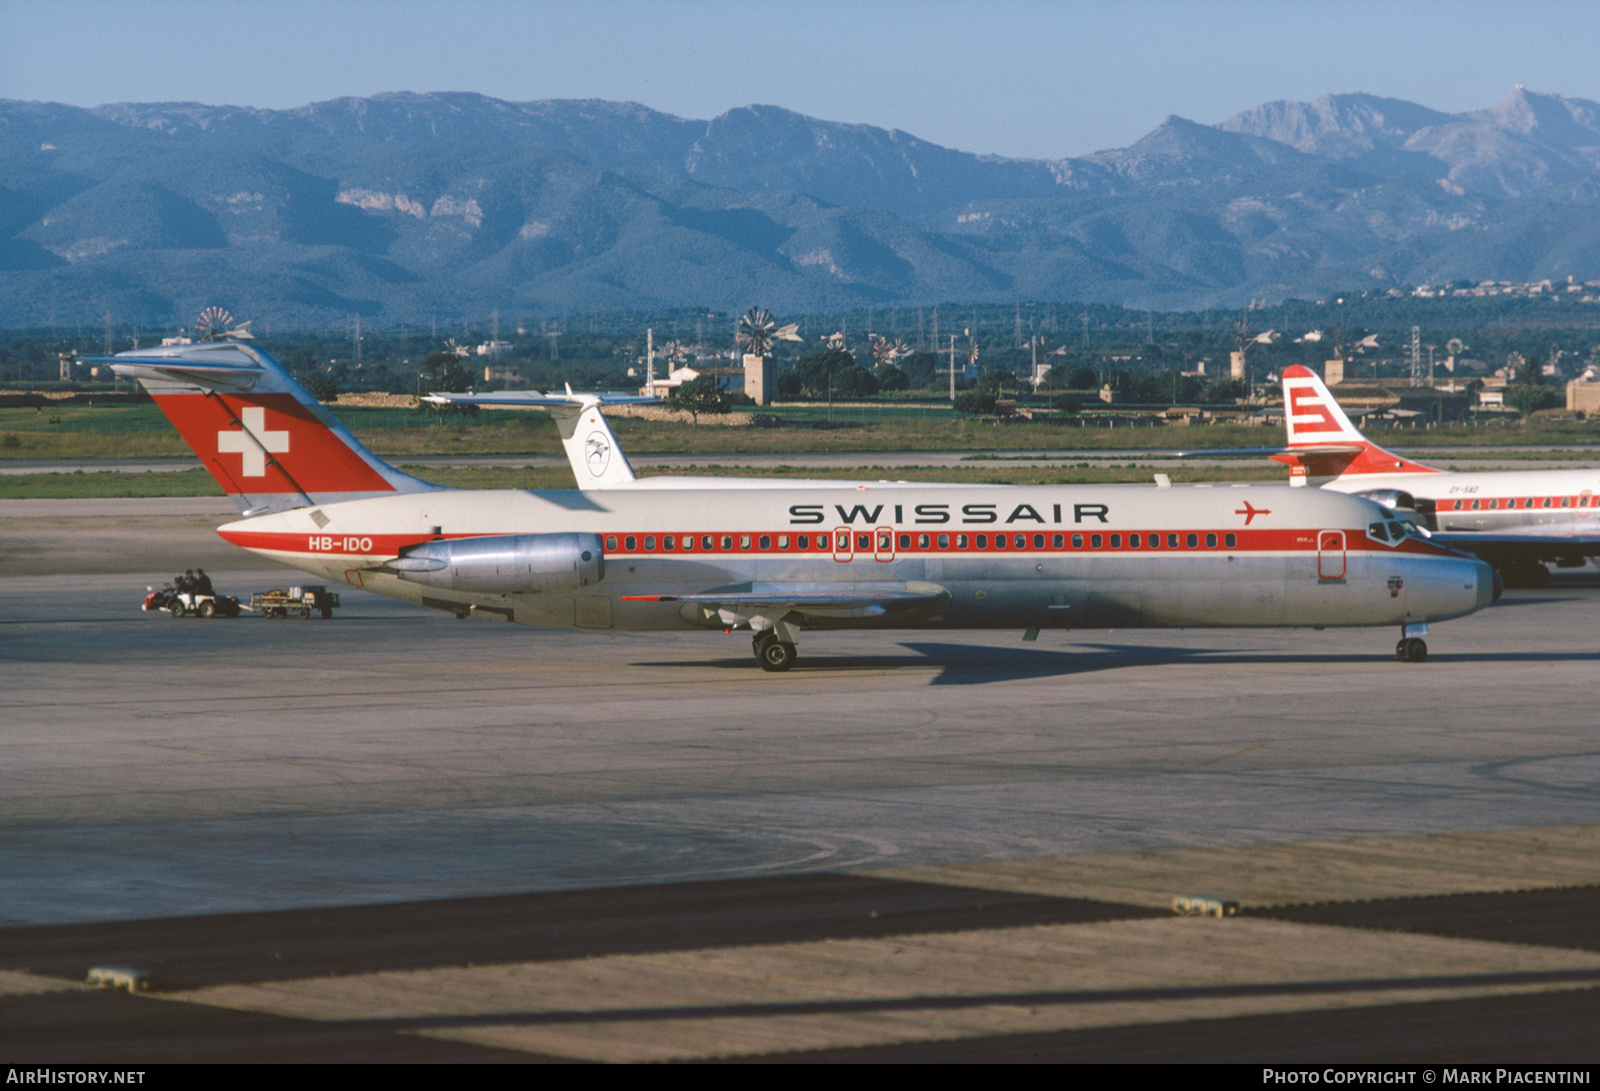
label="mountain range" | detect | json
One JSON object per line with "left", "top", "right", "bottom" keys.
{"left": 3, "top": 87, "right": 1600, "bottom": 327}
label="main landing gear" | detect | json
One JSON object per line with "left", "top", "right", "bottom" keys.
{"left": 753, "top": 630, "right": 798, "bottom": 672}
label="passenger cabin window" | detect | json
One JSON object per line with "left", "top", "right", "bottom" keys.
{"left": 1090, "top": 534, "right": 1103, "bottom": 548}
{"left": 937, "top": 533, "right": 949, "bottom": 549}
{"left": 663, "top": 535, "right": 675, "bottom": 550}
{"left": 1167, "top": 534, "right": 1179, "bottom": 548}
{"left": 759, "top": 535, "right": 771, "bottom": 550}
{"left": 1128, "top": 534, "right": 1140, "bottom": 549}
{"left": 976, "top": 534, "right": 988, "bottom": 548}
{"left": 1072, "top": 534, "right": 1083, "bottom": 549}
{"left": 1052, "top": 534, "right": 1064, "bottom": 548}
{"left": 856, "top": 533, "right": 871, "bottom": 551}
{"left": 918, "top": 534, "right": 930, "bottom": 549}
{"left": 778, "top": 535, "right": 789, "bottom": 549}
{"left": 1109, "top": 534, "right": 1122, "bottom": 548}
{"left": 680, "top": 536, "right": 693, "bottom": 551}
{"left": 1205, "top": 533, "right": 1218, "bottom": 548}
{"left": 994, "top": 535, "right": 1006, "bottom": 550}
{"left": 899, "top": 534, "right": 911, "bottom": 549}
{"left": 624, "top": 536, "right": 637, "bottom": 551}
{"left": 605, "top": 535, "right": 618, "bottom": 551}
{"left": 1224, "top": 533, "right": 1237, "bottom": 548}
{"left": 1186, "top": 533, "right": 1198, "bottom": 548}
{"left": 720, "top": 535, "right": 733, "bottom": 551}
{"left": 740, "top": 535, "right": 753, "bottom": 550}
{"left": 797, "top": 534, "right": 809, "bottom": 549}
{"left": 957, "top": 534, "right": 969, "bottom": 548}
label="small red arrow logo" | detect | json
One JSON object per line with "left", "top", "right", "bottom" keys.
{"left": 1236, "top": 501, "right": 1270, "bottom": 525}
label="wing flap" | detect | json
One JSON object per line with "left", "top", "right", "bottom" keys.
{"left": 622, "top": 581, "right": 950, "bottom": 622}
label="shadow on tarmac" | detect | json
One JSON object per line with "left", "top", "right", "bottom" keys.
{"left": 640, "top": 639, "right": 1600, "bottom": 684}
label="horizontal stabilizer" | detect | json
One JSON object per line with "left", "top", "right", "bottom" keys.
{"left": 422, "top": 389, "right": 658, "bottom": 408}
{"left": 1173, "top": 444, "right": 1367, "bottom": 458}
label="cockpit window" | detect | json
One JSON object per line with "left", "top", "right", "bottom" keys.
{"left": 1387, "top": 521, "right": 1406, "bottom": 540}
{"left": 1369, "top": 522, "right": 1390, "bottom": 542}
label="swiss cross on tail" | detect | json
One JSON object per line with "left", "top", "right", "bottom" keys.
{"left": 217, "top": 406, "right": 289, "bottom": 476}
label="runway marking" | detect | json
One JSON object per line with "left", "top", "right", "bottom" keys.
{"left": 0, "top": 970, "right": 83, "bottom": 997}
{"left": 170, "top": 917, "right": 1600, "bottom": 1062}
{"left": 1203, "top": 742, "right": 1269, "bottom": 765}
{"left": 871, "top": 825, "right": 1600, "bottom": 909}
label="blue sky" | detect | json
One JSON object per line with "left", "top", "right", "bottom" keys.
{"left": 5, "top": 0, "right": 1600, "bottom": 159}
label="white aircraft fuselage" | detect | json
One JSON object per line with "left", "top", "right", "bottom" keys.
{"left": 222, "top": 482, "right": 1492, "bottom": 634}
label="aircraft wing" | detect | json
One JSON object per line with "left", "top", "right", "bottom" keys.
{"left": 623, "top": 581, "right": 950, "bottom": 622}
{"left": 1431, "top": 525, "right": 1600, "bottom": 557}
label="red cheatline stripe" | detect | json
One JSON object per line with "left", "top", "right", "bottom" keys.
{"left": 220, "top": 526, "right": 1458, "bottom": 560}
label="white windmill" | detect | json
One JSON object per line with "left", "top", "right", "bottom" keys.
{"left": 194, "top": 307, "right": 253, "bottom": 342}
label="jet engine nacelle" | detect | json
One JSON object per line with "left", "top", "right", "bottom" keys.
{"left": 386, "top": 532, "right": 603, "bottom": 593}
{"left": 1351, "top": 488, "right": 1417, "bottom": 512}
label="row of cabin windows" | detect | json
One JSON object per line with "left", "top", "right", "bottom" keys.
{"left": 603, "top": 531, "right": 1239, "bottom": 553}
{"left": 1452, "top": 496, "right": 1591, "bottom": 511}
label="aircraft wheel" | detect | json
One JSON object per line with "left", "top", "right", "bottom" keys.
{"left": 754, "top": 632, "right": 797, "bottom": 672}
{"left": 1396, "top": 637, "right": 1427, "bottom": 663}
{"left": 198, "top": 601, "right": 215, "bottom": 619}
{"left": 168, "top": 601, "right": 185, "bottom": 619}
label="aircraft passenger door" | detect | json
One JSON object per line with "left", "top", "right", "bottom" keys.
{"left": 833, "top": 526, "right": 854, "bottom": 564}
{"left": 1317, "top": 530, "right": 1346, "bottom": 580}
{"left": 874, "top": 525, "right": 895, "bottom": 563}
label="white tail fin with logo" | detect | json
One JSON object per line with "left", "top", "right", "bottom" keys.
{"left": 422, "top": 387, "right": 655, "bottom": 490}
{"left": 1275, "top": 365, "right": 1440, "bottom": 484}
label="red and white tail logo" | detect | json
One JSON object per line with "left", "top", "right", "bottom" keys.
{"left": 101, "top": 342, "right": 438, "bottom": 512}
{"left": 1275, "top": 365, "right": 1438, "bottom": 481}
{"left": 1282, "top": 365, "right": 1366, "bottom": 446}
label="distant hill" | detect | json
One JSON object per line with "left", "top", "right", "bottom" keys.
{"left": 3, "top": 88, "right": 1600, "bottom": 327}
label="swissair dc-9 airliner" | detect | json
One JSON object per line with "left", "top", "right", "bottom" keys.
{"left": 89, "top": 339, "right": 1497, "bottom": 669}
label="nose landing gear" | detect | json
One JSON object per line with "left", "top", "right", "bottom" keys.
{"left": 1395, "top": 636, "right": 1428, "bottom": 662}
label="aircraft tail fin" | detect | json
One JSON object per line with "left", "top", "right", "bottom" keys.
{"left": 422, "top": 387, "right": 657, "bottom": 489}
{"left": 91, "top": 341, "right": 441, "bottom": 515}
{"left": 1276, "top": 365, "right": 1439, "bottom": 483}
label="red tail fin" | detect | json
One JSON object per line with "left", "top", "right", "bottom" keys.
{"left": 98, "top": 342, "right": 440, "bottom": 514}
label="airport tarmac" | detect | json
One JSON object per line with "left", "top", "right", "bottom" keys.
{"left": 3, "top": 498, "right": 1599, "bottom": 1061}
